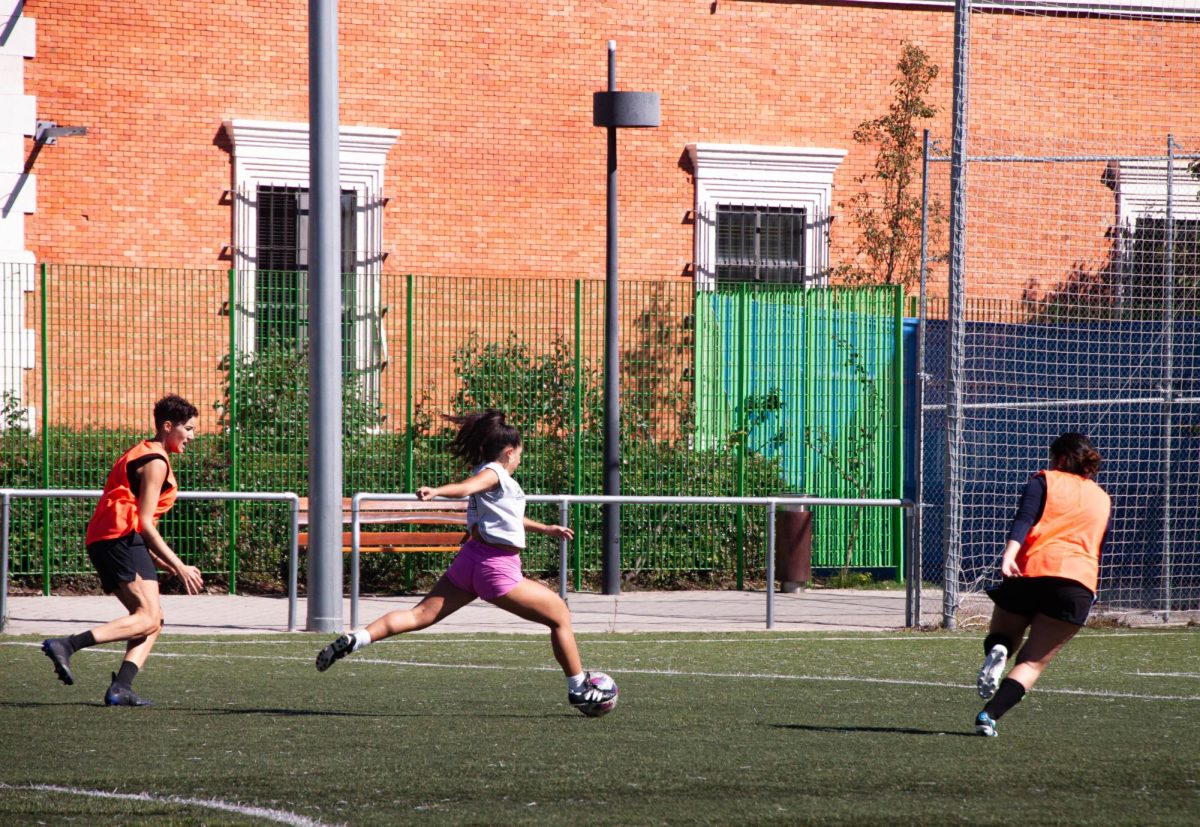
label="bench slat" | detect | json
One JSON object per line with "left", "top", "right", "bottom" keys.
{"left": 297, "top": 497, "right": 468, "bottom": 526}
{"left": 350, "top": 545, "right": 461, "bottom": 554}
{"left": 299, "top": 531, "right": 465, "bottom": 547}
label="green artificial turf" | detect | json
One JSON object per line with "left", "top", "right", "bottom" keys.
{"left": 1, "top": 629, "right": 1197, "bottom": 825}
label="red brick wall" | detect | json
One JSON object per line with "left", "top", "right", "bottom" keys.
{"left": 18, "top": 2, "right": 1200, "bottom": 427}
{"left": 23, "top": 2, "right": 960, "bottom": 274}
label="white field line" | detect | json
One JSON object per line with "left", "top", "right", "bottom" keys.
{"left": 1134, "top": 671, "right": 1200, "bottom": 679}
{"left": 18, "top": 629, "right": 1198, "bottom": 647}
{"left": 0, "top": 783, "right": 338, "bottom": 827}
{"left": 8, "top": 642, "right": 1199, "bottom": 703}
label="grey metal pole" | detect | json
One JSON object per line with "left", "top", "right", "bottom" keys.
{"left": 306, "top": 0, "right": 344, "bottom": 633}
{"left": 288, "top": 495, "right": 300, "bottom": 632}
{"left": 766, "top": 501, "right": 776, "bottom": 629}
{"left": 602, "top": 40, "right": 622, "bottom": 596}
{"left": 1162, "top": 134, "right": 1175, "bottom": 622}
{"left": 351, "top": 495, "right": 361, "bottom": 629}
{"left": 944, "top": 0, "right": 972, "bottom": 631}
{"left": 905, "top": 505, "right": 919, "bottom": 627}
{"left": 911, "top": 129, "right": 931, "bottom": 629}
{"left": 559, "top": 498, "right": 569, "bottom": 602}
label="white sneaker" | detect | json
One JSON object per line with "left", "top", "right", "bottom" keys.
{"left": 977, "top": 644, "right": 1008, "bottom": 700}
{"left": 974, "top": 710, "right": 998, "bottom": 737}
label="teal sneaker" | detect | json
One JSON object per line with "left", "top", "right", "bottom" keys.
{"left": 974, "top": 710, "right": 997, "bottom": 737}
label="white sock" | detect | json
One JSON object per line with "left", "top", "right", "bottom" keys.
{"left": 567, "top": 672, "right": 587, "bottom": 693}
{"left": 352, "top": 629, "right": 372, "bottom": 652}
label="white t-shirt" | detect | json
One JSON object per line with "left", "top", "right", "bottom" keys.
{"left": 467, "top": 461, "right": 526, "bottom": 548}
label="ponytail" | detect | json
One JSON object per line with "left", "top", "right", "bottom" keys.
{"left": 443, "top": 409, "right": 521, "bottom": 465}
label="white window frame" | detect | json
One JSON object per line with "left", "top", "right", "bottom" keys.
{"left": 0, "top": 2, "right": 37, "bottom": 430}
{"left": 687, "top": 143, "right": 846, "bottom": 291}
{"left": 223, "top": 119, "right": 399, "bottom": 372}
{"left": 1108, "top": 158, "right": 1200, "bottom": 228}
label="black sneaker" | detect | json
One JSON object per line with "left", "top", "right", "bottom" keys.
{"left": 42, "top": 638, "right": 75, "bottom": 686}
{"left": 316, "top": 632, "right": 356, "bottom": 672}
{"left": 104, "top": 674, "right": 153, "bottom": 707}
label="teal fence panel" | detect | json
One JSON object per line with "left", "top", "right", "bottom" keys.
{"left": 695, "top": 284, "right": 903, "bottom": 571}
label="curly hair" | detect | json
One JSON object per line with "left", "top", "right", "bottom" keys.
{"left": 153, "top": 394, "right": 199, "bottom": 430}
{"left": 1050, "top": 432, "right": 1101, "bottom": 478}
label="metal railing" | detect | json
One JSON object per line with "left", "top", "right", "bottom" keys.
{"left": 0, "top": 488, "right": 301, "bottom": 633}
{"left": 336, "top": 493, "right": 918, "bottom": 630}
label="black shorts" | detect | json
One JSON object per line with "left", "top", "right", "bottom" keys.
{"left": 987, "top": 575, "right": 1095, "bottom": 626}
{"left": 87, "top": 532, "right": 158, "bottom": 594}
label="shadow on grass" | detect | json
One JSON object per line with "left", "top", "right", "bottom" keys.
{"left": 189, "top": 706, "right": 562, "bottom": 720}
{"left": 0, "top": 701, "right": 104, "bottom": 710}
{"left": 772, "top": 723, "right": 975, "bottom": 737}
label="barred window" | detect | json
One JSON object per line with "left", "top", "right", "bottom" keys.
{"left": 254, "top": 185, "right": 360, "bottom": 373}
{"left": 715, "top": 205, "right": 808, "bottom": 285}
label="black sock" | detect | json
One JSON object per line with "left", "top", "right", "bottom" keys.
{"left": 983, "top": 632, "right": 1014, "bottom": 657}
{"left": 983, "top": 677, "right": 1026, "bottom": 720}
{"left": 66, "top": 631, "right": 97, "bottom": 654}
{"left": 114, "top": 661, "right": 139, "bottom": 689}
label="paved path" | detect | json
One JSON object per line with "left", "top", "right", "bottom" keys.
{"left": 2, "top": 588, "right": 944, "bottom": 636}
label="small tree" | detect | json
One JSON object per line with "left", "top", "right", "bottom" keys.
{"left": 836, "top": 42, "right": 945, "bottom": 293}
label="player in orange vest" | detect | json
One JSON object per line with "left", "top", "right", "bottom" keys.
{"left": 41, "top": 394, "right": 204, "bottom": 706}
{"left": 973, "top": 432, "right": 1111, "bottom": 736}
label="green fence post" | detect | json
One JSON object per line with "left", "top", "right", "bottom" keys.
{"left": 892, "top": 286, "right": 905, "bottom": 582}
{"left": 405, "top": 274, "right": 414, "bottom": 493}
{"left": 40, "top": 262, "right": 50, "bottom": 595}
{"left": 735, "top": 284, "right": 747, "bottom": 590}
{"left": 573, "top": 278, "right": 583, "bottom": 592}
{"left": 228, "top": 268, "right": 239, "bottom": 594}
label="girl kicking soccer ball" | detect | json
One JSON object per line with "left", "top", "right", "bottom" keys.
{"left": 315, "top": 409, "right": 616, "bottom": 715}
{"left": 973, "top": 432, "right": 1112, "bottom": 737}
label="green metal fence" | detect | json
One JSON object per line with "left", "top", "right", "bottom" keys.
{"left": 0, "top": 264, "right": 904, "bottom": 592}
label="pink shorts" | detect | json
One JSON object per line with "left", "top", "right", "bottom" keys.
{"left": 445, "top": 537, "right": 524, "bottom": 600}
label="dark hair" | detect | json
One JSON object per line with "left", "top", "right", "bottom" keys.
{"left": 1049, "top": 432, "right": 1101, "bottom": 478}
{"left": 154, "top": 394, "right": 199, "bottom": 430}
{"left": 443, "top": 409, "right": 521, "bottom": 465}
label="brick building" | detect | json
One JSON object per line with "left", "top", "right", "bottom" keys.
{"left": 2, "top": 1, "right": 1198, "bottom": 429}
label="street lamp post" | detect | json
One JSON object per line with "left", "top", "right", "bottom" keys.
{"left": 592, "top": 41, "right": 659, "bottom": 595}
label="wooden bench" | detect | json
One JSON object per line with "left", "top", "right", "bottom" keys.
{"left": 297, "top": 498, "right": 467, "bottom": 555}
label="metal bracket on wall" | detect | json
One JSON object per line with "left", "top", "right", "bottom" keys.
{"left": 34, "top": 121, "right": 88, "bottom": 147}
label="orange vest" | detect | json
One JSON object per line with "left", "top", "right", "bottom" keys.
{"left": 85, "top": 440, "right": 178, "bottom": 544}
{"left": 1017, "top": 470, "right": 1110, "bottom": 593}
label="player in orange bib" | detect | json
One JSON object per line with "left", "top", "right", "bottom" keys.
{"left": 973, "top": 432, "right": 1112, "bottom": 736}
{"left": 41, "top": 394, "right": 204, "bottom": 706}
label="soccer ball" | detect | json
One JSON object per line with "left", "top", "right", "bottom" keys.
{"left": 577, "top": 671, "right": 619, "bottom": 718}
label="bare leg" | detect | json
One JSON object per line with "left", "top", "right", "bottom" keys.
{"left": 986, "top": 605, "right": 1032, "bottom": 653}
{"left": 365, "top": 574, "right": 476, "bottom": 641}
{"left": 89, "top": 576, "right": 164, "bottom": 669}
{"left": 1007, "top": 613, "right": 1081, "bottom": 690}
{"left": 488, "top": 579, "right": 582, "bottom": 676}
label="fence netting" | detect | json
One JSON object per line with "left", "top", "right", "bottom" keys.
{"left": 929, "top": 0, "right": 1200, "bottom": 624}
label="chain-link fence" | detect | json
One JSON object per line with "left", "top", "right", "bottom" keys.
{"left": 927, "top": 0, "right": 1200, "bottom": 625}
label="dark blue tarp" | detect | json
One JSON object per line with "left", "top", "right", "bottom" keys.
{"left": 906, "top": 316, "right": 1200, "bottom": 609}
